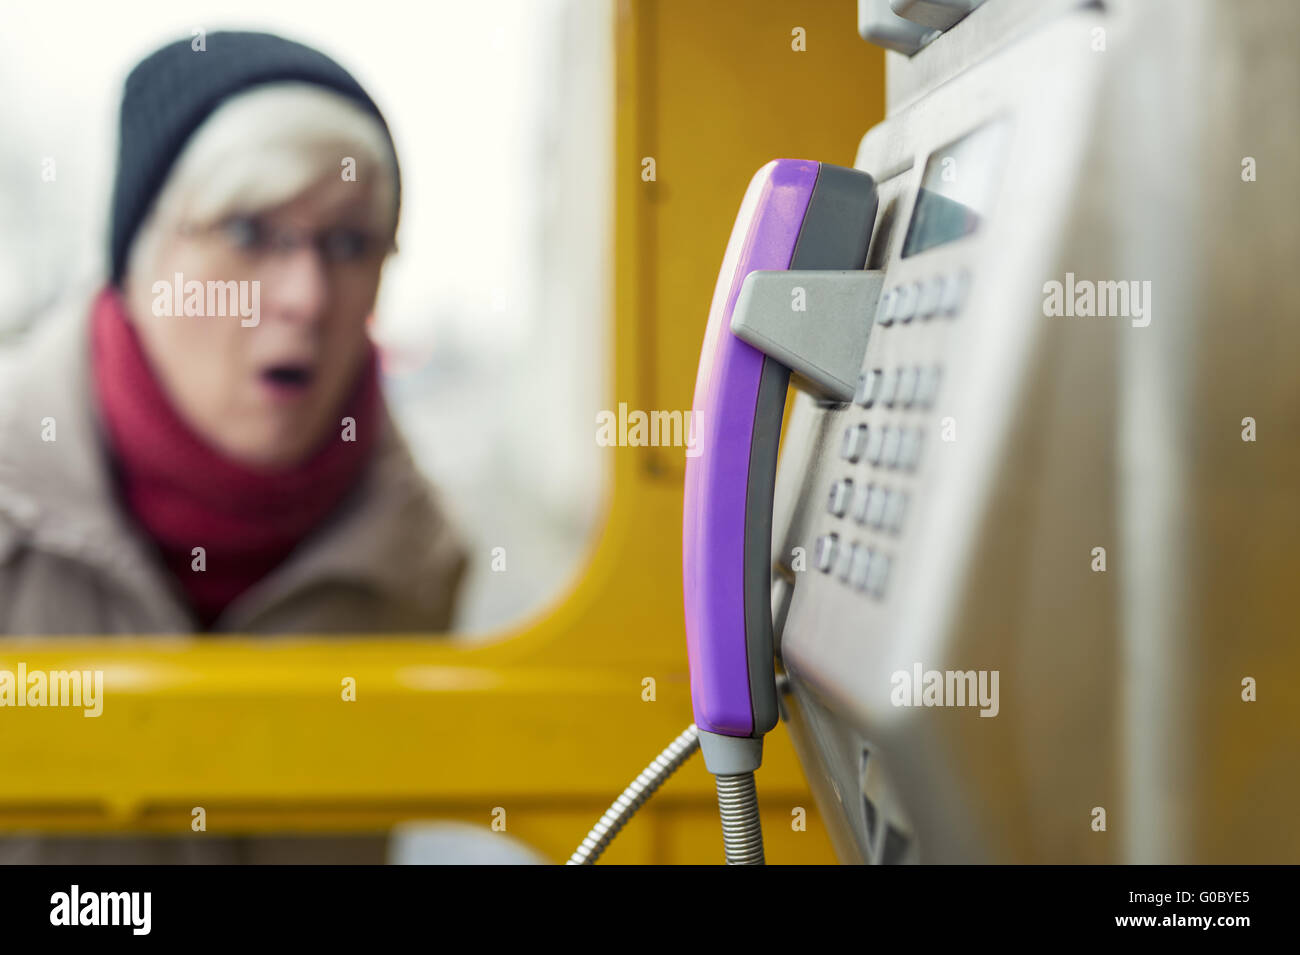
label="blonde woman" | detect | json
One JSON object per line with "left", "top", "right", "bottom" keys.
{"left": 0, "top": 31, "right": 467, "bottom": 635}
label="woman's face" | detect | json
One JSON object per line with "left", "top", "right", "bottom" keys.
{"left": 125, "top": 176, "right": 389, "bottom": 470}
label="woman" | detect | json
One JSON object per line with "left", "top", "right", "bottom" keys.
{"left": 0, "top": 31, "right": 467, "bottom": 635}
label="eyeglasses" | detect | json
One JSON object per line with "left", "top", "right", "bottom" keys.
{"left": 181, "top": 215, "right": 395, "bottom": 265}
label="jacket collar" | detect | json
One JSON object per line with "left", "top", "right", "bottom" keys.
{"left": 0, "top": 287, "right": 457, "bottom": 632}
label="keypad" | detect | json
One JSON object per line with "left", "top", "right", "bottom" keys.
{"left": 881, "top": 427, "right": 902, "bottom": 469}
{"left": 841, "top": 424, "right": 868, "bottom": 462}
{"left": 864, "top": 486, "right": 887, "bottom": 528}
{"left": 882, "top": 490, "right": 908, "bottom": 534}
{"left": 915, "top": 366, "right": 942, "bottom": 409}
{"left": 876, "top": 288, "right": 897, "bottom": 327}
{"left": 864, "top": 425, "right": 885, "bottom": 465}
{"left": 812, "top": 267, "right": 969, "bottom": 602}
{"left": 894, "top": 282, "right": 919, "bottom": 323}
{"left": 854, "top": 370, "right": 880, "bottom": 408}
{"left": 874, "top": 269, "right": 969, "bottom": 328}
{"left": 814, "top": 533, "right": 838, "bottom": 573}
{"left": 897, "top": 366, "right": 918, "bottom": 407}
{"left": 828, "top": 478, "right": 853, "bottom": 517}
{"left": 852, "top": 483, "right": 873, "bottom": 525}
{"left": 836, "top": 540, "right": 855, "bottom": 583}
{"left": 917, "top": 275, "right": 943, "bottom": 319}
{"left": 878, "top": 368, "right": 899, "bottom": 407}
{"left": 849, "top": 544, "right": 872, "bottom": 591}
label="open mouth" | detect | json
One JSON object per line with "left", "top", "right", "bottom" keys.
{"left": 260, "top": 364, "right": 315, "bottom": 392}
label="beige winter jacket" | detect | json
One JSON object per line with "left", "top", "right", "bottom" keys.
{"left": 0, "top": 290, "right": 469, "bottom": 636}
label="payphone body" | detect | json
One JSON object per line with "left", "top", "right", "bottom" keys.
{"left": 773, "top": 0, "right": 1300, "bottom": 863}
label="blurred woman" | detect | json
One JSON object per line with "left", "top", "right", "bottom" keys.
{"left": 0, "top": 32, "right": 467, "bottom": 634}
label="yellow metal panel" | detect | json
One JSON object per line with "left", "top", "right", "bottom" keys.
{"left": 0, "top": 0, "right": 883, "bottom": 864}
{"left": 633, "top": 0, "right": 885, "bottom": 480}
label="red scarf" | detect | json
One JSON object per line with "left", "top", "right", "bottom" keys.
{"left": 90, "top": 286, "right": 380, "bottom": 629}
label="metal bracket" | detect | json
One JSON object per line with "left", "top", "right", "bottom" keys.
{"left": 730, "top": 270, "right": 886, "bottom": 403}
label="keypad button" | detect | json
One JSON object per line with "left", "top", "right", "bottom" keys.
{"left": 898, "top": 428, "right": 923, "bottom": 471}
{"left": 835, "top": 538, "right": 855, "bottom": 582}
{"left": 841, "top": 424, "right": 868, "bottom": 463}
{"left": 852, "top": 483, "right": 874, "bottom": 525}
{"left": 828, "top": 478, "right": 853, "bottom": 517}
{"left": 866, "top": 550, "right": 891, "bottom": 597}
{"left": 897, "top": 366, "right": 918, "bottom": 408}
{"left": 865, "top": 425, "right": 885, "bottom": 466}
{"left": 854, "top": 370, "right": 880, "bottom": 408}
{"left": 917, "top": 275, "right": 944, "bottom": 318}
{"left": 814, "top": 534, "right": 838, "bottom": 573}
{"left": 883, "top": 490, "right": 908, "bottom": 534}
{"left": 878, "top": 368, "right": 899, "bottom": 408}
{"left": 865, "top": 486, "right": 887, "bottom": 528}
{"left": 849, "top": 543, "right": 872, "bottom": 591}
{"left": 940, "top": 269, "right": 970, "bottom": 316}
{"left": 915, "top": 365, "right": 942, "bottom": 409}
{"left": 877, "top": 288, "right": 897, "bottom": 327}
{"left": 881, "top": 427, "right": 902, "bottom": 469}
{"left": 894, "top": 282, "right": 919, "bottom": 323}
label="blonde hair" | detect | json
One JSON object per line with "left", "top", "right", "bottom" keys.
{"left": 126, "top": 82, "right": 399, "bottom": 281}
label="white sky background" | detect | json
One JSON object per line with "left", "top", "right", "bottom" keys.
{"left": 0, "top": 0, "right": 614, "bottom": 635}
{"left": 0, "top": 0, "right": 541, "bottom": 347}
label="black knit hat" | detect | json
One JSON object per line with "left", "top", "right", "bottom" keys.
{"left": 108, "top": 30, "right": 401, "bottom": 285}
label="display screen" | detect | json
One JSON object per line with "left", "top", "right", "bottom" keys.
{"left": 902, "top": 121, "right": 1009, "bottom": 258}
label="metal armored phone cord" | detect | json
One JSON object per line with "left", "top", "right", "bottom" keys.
{"left": 567, "top": 723, "right": 766, "bottom": 865}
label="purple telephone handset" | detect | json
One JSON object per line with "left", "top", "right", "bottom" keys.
{"left": 683, "top": 159, "right": 877, "bottom": 755}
